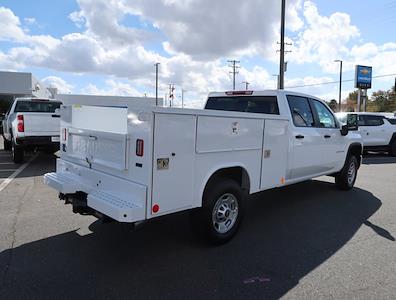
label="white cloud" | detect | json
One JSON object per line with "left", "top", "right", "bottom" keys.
{"left": 24, "top": 17, "right": 37, "bottom": 25}
{"left": 289, "top": 1, "right": 360, "bottom": 72}
{"left": 127, "top": 0, "right": 303, "bottom": 60}
{"left": 81, "top": 79, "right": 141, "bottom": 96}
{"left": 0, "top": 7, "right": 26, "bottom": 42}
{"left": 0, "top": 0, "right": 395, "bottom": 104}
{"left": 42, "top": 76, "right": 74, "bottom": 94}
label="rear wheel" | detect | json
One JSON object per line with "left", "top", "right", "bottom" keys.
{"left": 12, "top": 141, "right": 24, "bottom": 163}
{"left": 190, "top": 178, "right": 244, "bottom": 245}
{"left": 3, "top": 138, "right": 11, "bottom": 151}
{"left": 335, "top": 155, "right": 358, "bottom": 190}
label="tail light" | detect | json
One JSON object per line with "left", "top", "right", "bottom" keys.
{"left": 136, "top": 139, "right": 144, "bottom": 157}
{"left": 17, "top": 115, "right": 24, "bottom": 132}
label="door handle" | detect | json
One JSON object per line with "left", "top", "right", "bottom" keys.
{"left": 324, "top": 135, "right": 331, "bottom": 139}
{"left": 295, "top": 135, "right": 304, "bottom": 139}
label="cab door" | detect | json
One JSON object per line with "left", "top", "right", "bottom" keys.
{"left": 359, "top": 115, "right": 389, "bottom": 146}
{"left": 310, "top": 99, "right": 344, "bottom": 171}
{"left": 287, "top": 95, "right": 330, "bottom": 179}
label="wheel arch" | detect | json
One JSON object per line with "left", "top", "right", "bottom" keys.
{"left": 199, "top": 165, "right": 251, "bottom": 206}
{"left": 389, "top": 132, "right": 396, "bottom": 146}
{"left": 346, "top": 142, "right": 363, "bottom": 167}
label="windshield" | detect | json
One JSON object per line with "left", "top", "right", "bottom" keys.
{"left": 14, "top": 101, "right": 61, "bottom": 113}
{"left": 387, "top": 118, "right": 396, "bottom": 125}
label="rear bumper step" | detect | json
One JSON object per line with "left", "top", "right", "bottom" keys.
{"left": 44, "top": 166, "right": 146, "bottom": 223}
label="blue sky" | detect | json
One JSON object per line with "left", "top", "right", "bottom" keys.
{"left": 0, "top": 0, "right": 395, "bottom": 106}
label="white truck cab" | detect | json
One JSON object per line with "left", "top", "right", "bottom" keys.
{"left": 44, "top": 90, "right": 362, "bottom": 244}
{"left": 336, "top": 112, "right": 396, "bottom": 156}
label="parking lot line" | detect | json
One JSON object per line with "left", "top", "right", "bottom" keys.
{"left": 0, "top": 154, "right": 38, "bottom": 193}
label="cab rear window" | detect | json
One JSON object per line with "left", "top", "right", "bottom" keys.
{"left": 205, "top": 96, "right": 279, "bottom": 115}
{"left": 15, "top": 101, "right": 62, "bottom": 113}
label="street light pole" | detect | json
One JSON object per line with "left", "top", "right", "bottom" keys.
{"left": 154, "top": 63, "right": 160, "bottom": 106}
{"left": 334, "top": 60, "right": 342, "bottom": 112}
{"left": 279, "top": 0, "right": 286, "bottom": 90}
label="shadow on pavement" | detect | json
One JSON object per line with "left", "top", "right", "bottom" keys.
{"left": 0, "top": 180, "right": 386, "bottom": 299}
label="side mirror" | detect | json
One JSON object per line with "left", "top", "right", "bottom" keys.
{"left": 346, "top": 113, "right": 359, "bottom": 131}
{"left": 340, "top": 114, "right": 358, "bottom": 136}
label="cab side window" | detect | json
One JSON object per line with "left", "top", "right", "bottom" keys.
{"left": 287, "top": 95, "right": 315, "bottom": 127}
{"left": 312, "top": 100, "right": 337, "bottom": 128}
{"left": 360, "top": 115, "right": 384, "bottom": 126}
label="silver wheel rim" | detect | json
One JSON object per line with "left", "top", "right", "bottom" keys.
{"left": 347, "top": 161, "right": 356, "bottom": 185}
{"left": 212, "top": 193, "right": 239, "bottom": 234}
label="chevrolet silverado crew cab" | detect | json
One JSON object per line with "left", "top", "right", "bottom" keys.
{"left": 2, "top": 98, "right": 62, "bottom": 163}
{"left": 336, "top": 112, "right": 396, "bottom": 156}
{"left": 44, "top": 90, "right": 362, "bottom": 244}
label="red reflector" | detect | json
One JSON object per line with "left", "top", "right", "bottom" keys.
{"left": 17, "top": 115, "right": 24, "bottom": 132}
{"left": 152, "top": 204, "right": 160, "bottom": 213}
{"left": 62, "top": 128, "right": 67, "bottom": 141}
{"left": 225, "top": 90, "right": 253, "bottom": 96}
{"left": 136, "top": 139, "right": 144, "bottom": 157}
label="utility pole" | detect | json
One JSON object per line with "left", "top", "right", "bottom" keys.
{"left": 181, "top": 89, "right": 186, "bottom": 108}
{"left": 154, "top": 63, "right": 160, "bottom": 106}
{"left": 334, "top": 60, "right": 342, "bottom": 112}
{"left": 228, "top": 60, "right": 240, "bottom": 90}
{"left": 168, "top": 84, "right": 175, "bottom": 107}
{"left": 242, "top": 81, "right": 250, "bottom": 90}
{"left": 279, "top": 0, "right": 286, "bottom": 90}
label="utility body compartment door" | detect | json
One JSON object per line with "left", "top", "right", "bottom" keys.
{"left": 260, "top": 119, "right": 289, "bottom": 189}
{"left": 151, "top": 113, "right": 196, "bottom": 217}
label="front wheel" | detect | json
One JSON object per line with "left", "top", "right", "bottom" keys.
{"left": 335, "top": 155, "right": 358, "bottom": 190}
{"left": 190, "top": 178, "right": 244, "bottom": 245}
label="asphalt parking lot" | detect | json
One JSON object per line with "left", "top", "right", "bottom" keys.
{"left": 0, "top": 145, "right": 395, "bottom": 299}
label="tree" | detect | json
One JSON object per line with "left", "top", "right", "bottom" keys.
{"left": 368, "top": 87, "right": 396, "bottom": 112}
{"left": 326, "top": 99, "right": 338, "bottom": 112}
{"left": 343, "top": 91, "right": 358, "bottom": 112}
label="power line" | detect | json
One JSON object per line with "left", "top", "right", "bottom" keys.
{"left": 285, "top": 73, "right": 396, "bottom": 89}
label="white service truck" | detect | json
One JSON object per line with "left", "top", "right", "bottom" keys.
{"left": 44, "top": 90, "right": 362, "bottom": 244}
{"left": 336, "top": 112, "right": 396, "bottom": 156}
{"left": 2, "top": 98, "right": 62, "bottom": 163}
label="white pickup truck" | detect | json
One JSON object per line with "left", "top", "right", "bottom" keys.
{"left": 336, "top": 112, "right": 396, "bottom": 156}
{"left": 2, "top": 98, "right": 62, "bottom": 163}
{"left": 44, "top": 90, "right": 362, "bottom": 244}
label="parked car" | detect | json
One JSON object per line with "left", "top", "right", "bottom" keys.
{"left": 44, "top": 90, "right": 362, "bottom": 244}
{"left": 2, "top": 98, "right": 62, "bottom": 163}
{"left": 336, "top": 112, "right": 396, "bottom": 156}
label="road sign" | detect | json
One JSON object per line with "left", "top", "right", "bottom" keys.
{"left": 355, "top": 65, "right": 372, "bottom": 89}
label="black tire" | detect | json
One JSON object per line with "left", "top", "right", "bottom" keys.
{"left": 389, "top": 140, "right": 396, "bottom": 157}
{"left": 190, "top": 178, "right": 244, "bottom": 245}
{"left": 335, "top": 155, "right": 358, "bottom": 190}
{"left": 12, "top": 141, "right": 24, "bottom": 163}
{"left": 3, "top": 138, "right": 11, "bottom": 151}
